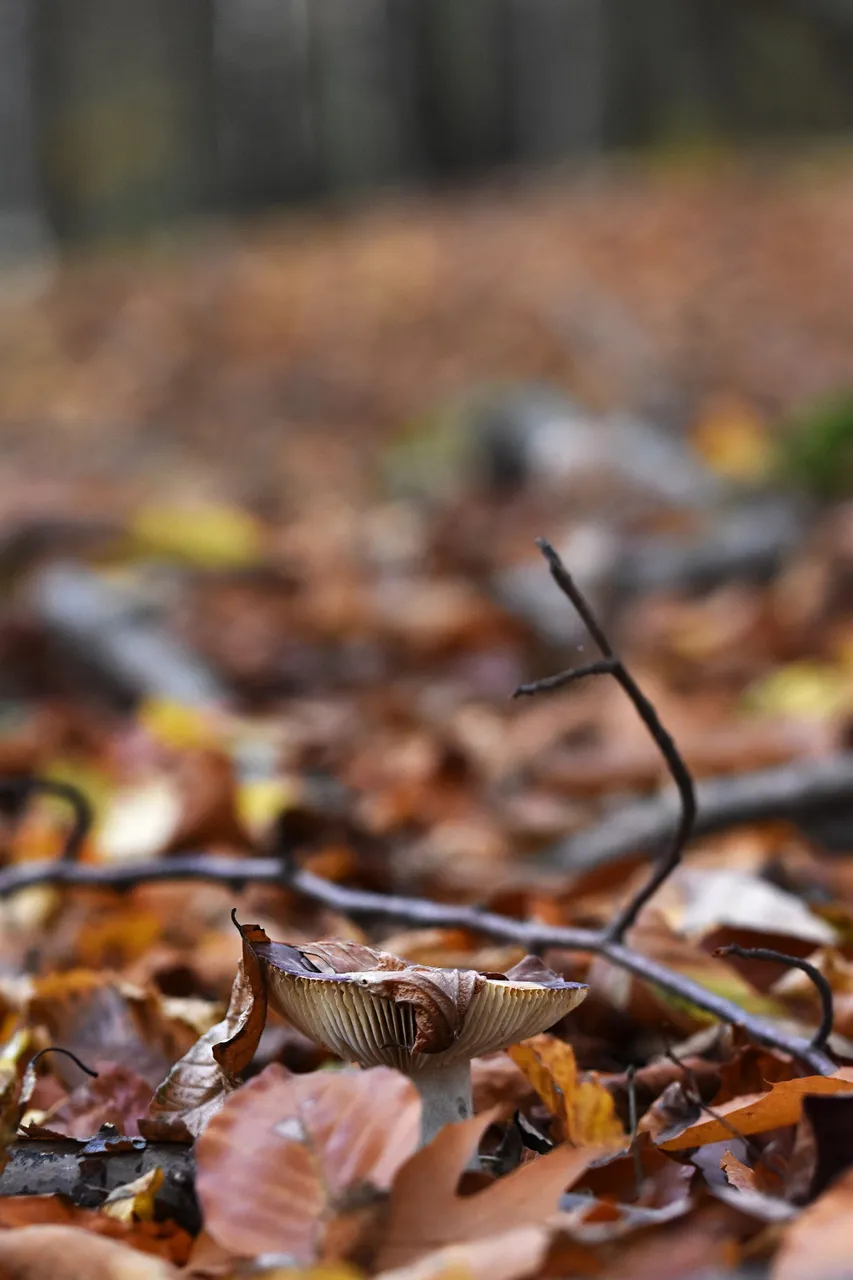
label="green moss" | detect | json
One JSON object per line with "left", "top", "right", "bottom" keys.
{"left": 777, "top": 390, "right": 853, "bottom": 499}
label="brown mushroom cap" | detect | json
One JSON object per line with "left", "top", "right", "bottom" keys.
{"left": 249, "top": 936, "right": 588, "bottom": 1072}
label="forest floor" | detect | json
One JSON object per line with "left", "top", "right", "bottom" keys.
{"left": 2, "top": 155, "right": 853, "bottom": 1279}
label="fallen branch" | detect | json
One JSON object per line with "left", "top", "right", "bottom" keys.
{"left": 539, "top": 753, "right": 853, "bottom": 874}
{"left": 0, "top": 854, "right": 834, "bottom": 1074}
{"left": 0, "top": 1136, "right": 197, "bottom": 1229}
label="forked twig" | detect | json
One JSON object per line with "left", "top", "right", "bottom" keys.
{"left": 714, "top": 945, "right": 834, "bottom": 1052}
{"left": 513, "top": 538, "right": 697, "bottom": 942}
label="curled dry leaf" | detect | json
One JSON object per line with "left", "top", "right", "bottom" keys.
{"left": 195, "top": 1063, "right": 421, "bottom": 1263}
{"left": 42, "top": 1065, "right": 154, "bottom": 1139}
{"left": 376, "top": 1107, "right": 605, "bottom": 1272}
{"left": 508, "top": 1035, "right": 626, "bottom": 1150}
{"left": 0, "top": 1224, "right": 179, "bottom": 1280}
{"left": 648, "top": 1069, "right": 853, "bottom": 1151}
{"left": 146, "top": 921, "right": 268, "bottom": 1138}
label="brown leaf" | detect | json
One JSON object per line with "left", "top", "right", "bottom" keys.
{"left": 354, "top": 967, "right": 483, "bottom": 1055}
{"left": 43, "top": 1065, "right": 154, "bottom": 1139}
{"left": 195, "top": 1063, "right": 420, "bottom": 1263}
{"left": 508, "top": 1035, "right": 626, "bottom": 1149}
{"left": 773, "top": 1164, "right": 853, "bottom": 1280}
{"left": 720, "top": 1149, "right": 757, "bottom": 1193}
{"left": 301, "top": 940, "right": 407, "bottom": 974}
{"left": 377, "top": 1107, "right": 604, "bottom": 1271}
{"left": 147, "top": 928, "right": 269, "bottom": 1138}
{"left": 650, "top": 1069, "right": 853, "bottom": 1151}
{"left": 28, "top": 973, "right": 198, "bottom": 1090}
{"left": 375, "top": 1226, "right": 554, "bottom": 1280}
{"left": 0, "top": 1224, "right": 179, "bottom": 1279}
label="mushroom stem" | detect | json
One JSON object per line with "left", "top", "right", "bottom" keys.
{"left": 413, "top": 1059, "right": 473, "bottom": 1148}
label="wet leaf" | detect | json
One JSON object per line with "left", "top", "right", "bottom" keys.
{"left": 508, "top": 1035, "right": 626, "bottom": 1149}
{"left": 196, "top": 1064, "right": 420, "bottom": 1262}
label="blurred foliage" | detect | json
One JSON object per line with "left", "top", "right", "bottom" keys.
{"left": 778, "top": 391, "right": 853, "bottom": 499}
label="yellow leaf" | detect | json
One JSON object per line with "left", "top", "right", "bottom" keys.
{"left": 138, "top": 699, "right": 223, "bottom": 751}
{"left": 131, "top": 502, "right": 262, "bottom": 568}
{"left": 743, "top": 662, "right": 853, "bottom": 721}
{"left": 508, "top": 1035, "right": 626, "bottom": 1149}
{"left": 102, "top": 1166, "right": 164, "bottom": 1223}
{"left": 691, "top": 396, "right": 772, "bottom": 481}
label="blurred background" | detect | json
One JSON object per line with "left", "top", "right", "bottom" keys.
{"left": 6, "top": 0, "right": 853, "bottom": 893}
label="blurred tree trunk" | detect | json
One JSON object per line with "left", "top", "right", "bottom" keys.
{"left": 416, "top": 0, "right": 508, "bottom": 173}
{"left": 34, "top": 0, "right": 215, "bottom": 239}
{"left": 308, "top": 0, "right": 417, "bottom": 193}
{"left": 0, "top": 0, "right": 50, "bottom": 258}
{"left": 214, "top": 0, "right": 317, "bottom": 206}
{"left": 506, "top": 0, "right": 606, "bottom": 161}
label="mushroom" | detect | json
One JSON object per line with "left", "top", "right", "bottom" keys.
{"left": 237, "top": 922, "right": 588, "bottom": 1147}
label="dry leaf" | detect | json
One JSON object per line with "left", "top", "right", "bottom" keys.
{"left": 649, "top": 1069, "right": 853, "bottom": 1150}
{"left": 100, "top": 1168, "right": 164, "bottom": 1225}
{"left": 720, "top": 1150, "right": 757, "bottom": 1193}
{"left": 147, "top": 922, "right": 268, "bottom": 1138}
{"left": 44, "top": 1065, "right": 154, "bottom": 1139}
{"left": 196, "top": 1064, "right": 420, "bottom": 1263}
{"left": 377, "top": 1226, "right": 552, "bottom": 1280}
{"left": 377, "top": 1107, "right": 604, "bottom": 1271}
{"left": 508, "top": 1035, "right": 626, "bottom": 1149}
{"left": 773, "top": 1164, "right": 853, "bottom": 1280}
{"left": 0, "top": 1224, "right": 179, "bottom": 1279}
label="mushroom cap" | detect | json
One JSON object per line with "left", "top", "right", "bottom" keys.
{"left": 250, "top": 936, "right": 588, "bottom": 1072}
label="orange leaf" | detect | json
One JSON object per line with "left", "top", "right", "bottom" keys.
{"left": 377, "top": 1107, "right": 603, "bottom": 1272}
{"left": 508, "top": 1035, "right": 626, "bottom": 1149}
{"left": 196, "top": 1064, "right": 420, "bottom": 1263}
{"left": 651, "top": 1069, "right": 853, "bottom": 1151}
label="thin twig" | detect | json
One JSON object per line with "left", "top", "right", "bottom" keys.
{"left": 714, "top": 945, "right": 834, "bottom": 1052}
{"left": 626, "top": 1065, "right": 644, "bottom": 1201}
{"left": 0, "top": 776, "right": 92, "bottom": 862}
{"left": 28, "top": 1047, "right": 99, "bottom": 1079}
{"left": 664, "top": 1046, "right": 784, "bottom": 1177}
{"left": 513, "top": 539, "right": 697, "bottom": 942}
{"left": 0, "top": 850, "right": 834, "bottom": 1074}
{"left": 513, "top": 658, "right": 618, "bottom": 698}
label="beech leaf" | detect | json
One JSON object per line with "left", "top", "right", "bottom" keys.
{"left": 195, "top": 1063, "right": 421, "bottom": 1262}
{"left": 377, "top": 1106, "right": 604, "bottom": 1271}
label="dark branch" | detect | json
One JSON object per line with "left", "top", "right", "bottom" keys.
{"left": 513, "top": 658, "right": 618, "bottom": 698}
{"left": 0, "top": 850, "right": 834, "bottom": 1074}
{"left": 516, "top": 539, "right": 697, "bottom": 942}
{"left": 539, "top": 753, "right": 853, "bottom": 874}
{"left": 28, "top": 1047, "right": 99, "bottom": 1079}
{"left": 0, "top": 775, "right": 92, "bottom": 862}
{"left": 714, "top": 944, "right": 834, "bottom": 1052}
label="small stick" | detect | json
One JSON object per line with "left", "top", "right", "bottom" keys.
{"left": 0, "top": 776, "right": 93, "bottom": 862}
{"left": 714, "top": 944, "right": 834, "bottom": 1052}
{"left": 28, "top": 1047, "right": 99, "bottom": 1079}
{"left": 512, "top": 539, "right": 697, "bottom": 943}
{"left": 625, "top": 1064, "right": 644, "bottom": 1201}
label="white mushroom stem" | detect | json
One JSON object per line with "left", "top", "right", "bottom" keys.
{"left": 412, "top": 1059, "right": 474, "bottom": 1148}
